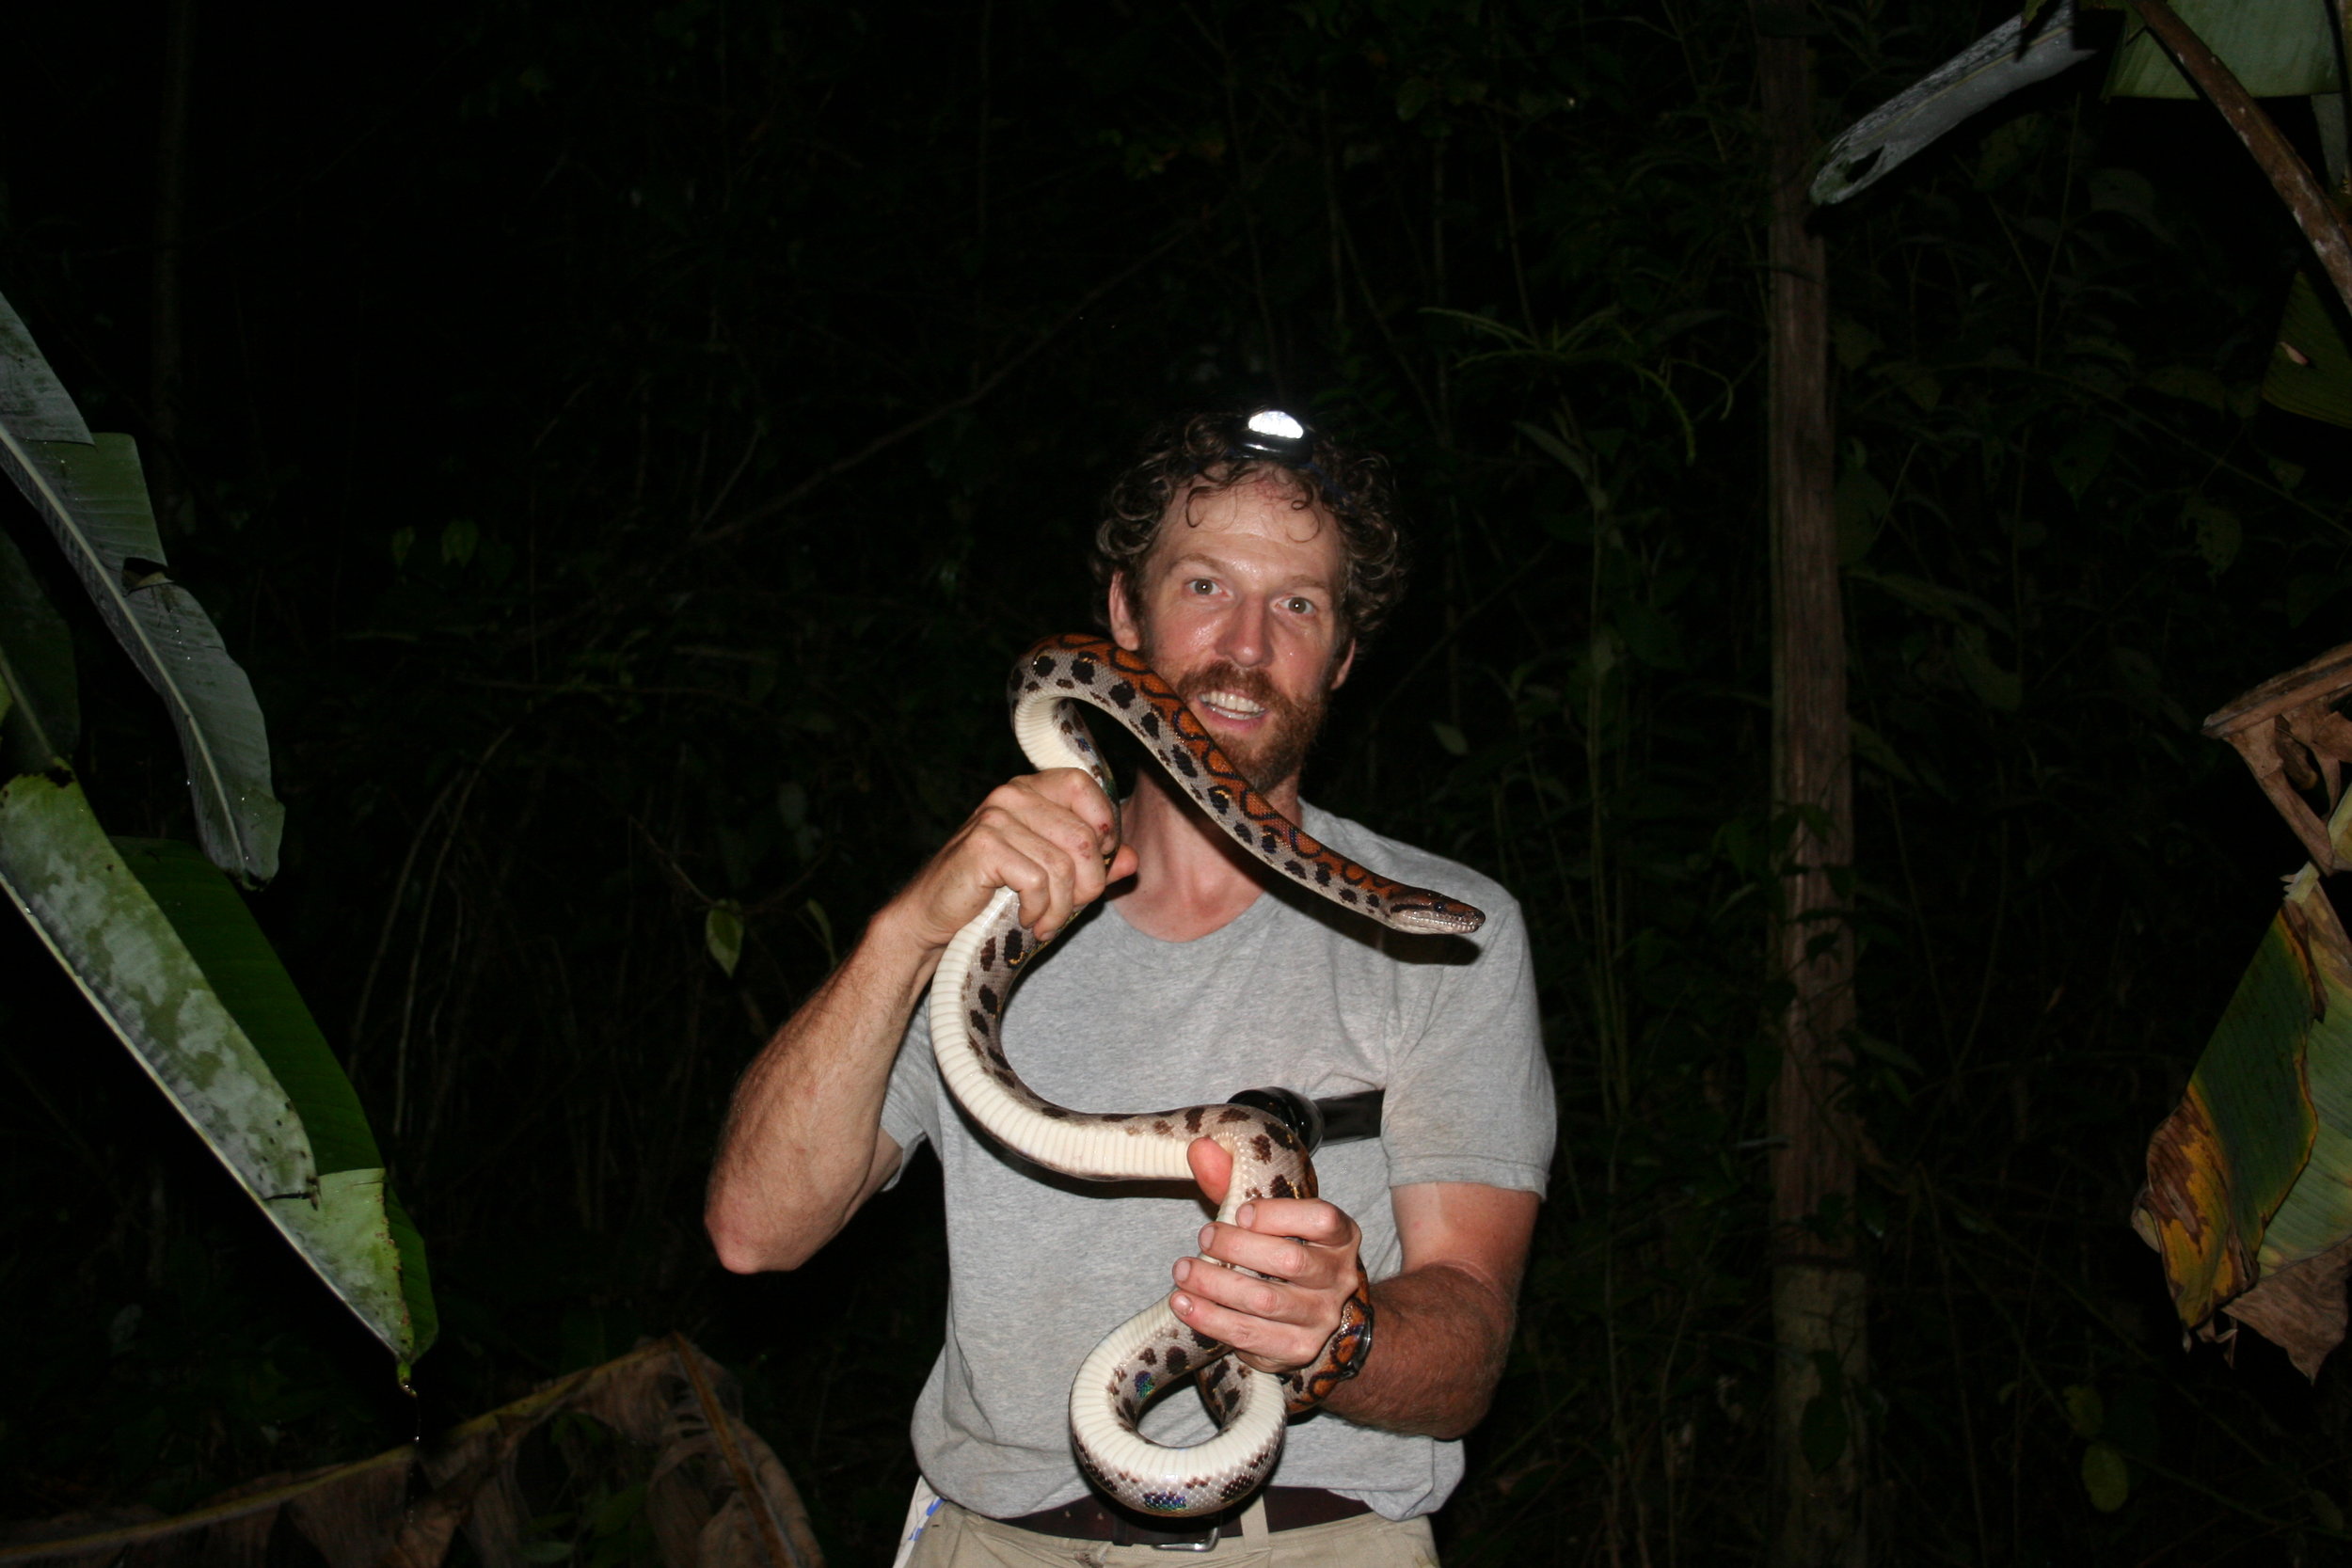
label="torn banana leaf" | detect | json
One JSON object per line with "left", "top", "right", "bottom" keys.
{"left": 0, "top": 287, "right": 282, "bottom": 884}
{"left": 0, "top": 768, "right": 435, "bottom": 1367}
{"left": 1812, "top": 0, "right": 2102, "bottom": 205}
{"left": 2136, "top": 787, "right": 2352, "bottom": 1376}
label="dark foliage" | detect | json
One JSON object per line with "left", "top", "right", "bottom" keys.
{"left": 4, "top": 1, "right": 2351, "bottom": 1562}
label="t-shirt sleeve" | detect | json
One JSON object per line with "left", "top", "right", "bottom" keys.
{"left": 1378, "top": 891, "right": 1554, "bottom": 1196}
{"left": 878, "top": 1007, "right": 941, "bottom": 1187}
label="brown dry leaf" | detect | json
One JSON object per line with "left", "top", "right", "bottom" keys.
{"left": 2223, "top": 1233, "right": 2352, "bottom": 1378}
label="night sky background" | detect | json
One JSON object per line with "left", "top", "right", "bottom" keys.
{"left": 7, "top": 3, "right": 2352, "bottom": 1562}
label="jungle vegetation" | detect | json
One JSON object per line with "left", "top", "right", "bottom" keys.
{"left": 5, "top": 1, "right": 2352, "bottom": 1562}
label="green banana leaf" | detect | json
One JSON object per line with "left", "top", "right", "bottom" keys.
{"left": 2107, "top": 0, "right": 2343, "bottom": 99}
{"left": 0, "top": 523, "right": 78, "bottom": 773}
{"left": 0, "top": 290, "right": 91, "bottom": 444}
{"left": 2265, "top": 270, "right": 2352, "bottom": 430}
{"left": 0, "top": 764, "right": 435, "bottom": 1369}
{"left": 0, "top": 291, "right": 282, "bottom": 885}
{"left": 2136, "top": 789, "right": 2352, "bottom": 1376}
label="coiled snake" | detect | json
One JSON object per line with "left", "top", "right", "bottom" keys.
{"left": 926, "top": 633, "right": 1486, "bottom": 1517}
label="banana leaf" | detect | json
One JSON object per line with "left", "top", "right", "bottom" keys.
{"left": 0, "top": 523, "right": 78, "bottom": 773}
{"left": 2265, "top": 269, "right": 2352, "bottom": 430}
{"left": 0, "top": 290, "right": 90, "bottom": 444}
{"left": 0, "top": 765, "right": 434, "bottom": 1368}
{"left": 2107, "top": 0, "right": 2343, "bottom": 99}
{"left": 1811, "top": 0, "right": 2102, "bottom": 205}
{"left": 2136, "top": 788, "right": 2352, "bottom": 1376}
{"left": 0, "top": 290, "right": 282, "bottom": 884}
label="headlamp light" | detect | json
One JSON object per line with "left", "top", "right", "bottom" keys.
{"left": 1221, "top": 407, "right": 1349, "bottom": 509}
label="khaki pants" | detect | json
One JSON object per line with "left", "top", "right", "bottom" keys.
{"left": 901, "top": 1495, "right": 1440, "bottom": 1567}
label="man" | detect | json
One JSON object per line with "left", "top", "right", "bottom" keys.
{"left": 707, "top": 410, "right": 1552, "bottom": 1564}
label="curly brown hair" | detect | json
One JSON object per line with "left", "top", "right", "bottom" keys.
{"left": 1090, "top": 409, "right": 1407, "bottom": 641}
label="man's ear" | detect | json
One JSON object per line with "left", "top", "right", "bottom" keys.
{"left": 1108, "top": 572, "right": 1143, "bottom": 652}
{"left": 1328, "top": 636, "right": 1357, "bottom": 692}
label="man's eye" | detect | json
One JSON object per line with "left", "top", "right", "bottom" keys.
{"left": 1188, "top": 578, "right": 1216, "bottom": 594}
{"left": 1285, "top": 596, "right": 1315, "bottom": 615}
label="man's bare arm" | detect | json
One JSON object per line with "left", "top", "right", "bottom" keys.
{"left": 705, "top": 768, "right": 1129, "bottom": 1274}
{"left": 704, "top": 922, "right": 926, "bottom": 1273}
{"left": 1175, "top": 1171, "right": 1538, "bottom": 1441}
{"left": 1321, "top": 1183, "right": 1538, "bottom": 1438}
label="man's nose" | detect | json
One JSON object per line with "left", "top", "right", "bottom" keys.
{"left": 1217, "top": 597, "right": 1270, "bottom": 667}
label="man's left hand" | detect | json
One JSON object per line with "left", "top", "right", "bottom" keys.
{"left": 1172, "top": 1137, "right": 1365, "bottom": 1376}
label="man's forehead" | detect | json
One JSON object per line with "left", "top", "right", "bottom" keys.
{"left": 1149, "top": 475, "right": 1339, "bottom": 562}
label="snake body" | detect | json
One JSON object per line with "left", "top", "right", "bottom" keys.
{"left": 926, "top": 633, "right": 1485, "bottom": 1517}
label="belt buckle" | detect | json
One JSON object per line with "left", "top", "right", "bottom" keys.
{"left": 1108, "top": 1513, "right": 1225, "bottom": 1552}
{"left": 1147, "top": 1527, "right": 1222, "bottom": 1552}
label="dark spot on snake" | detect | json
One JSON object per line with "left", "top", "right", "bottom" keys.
{"left": 1232, "top": 822, "right": 1251, "bottom": 844}
{"left": 1190, "top": 1328, "right": 1215, "bottom": 1348}
{"left": 1108, "top": 680, "right": 1136, "bottom": 707}
{"left": 1268, "top": 1175, "right": 1296, "bottom": 1198}
{"left": 1282, "top": 860, "right": 1302, "bottom": 878}
{"left": 1218, "top": 1106, "right": 1249, "bottom": 1124}
{"left": 1056, "top": 678, "right": 1075, "bottom": 689}
{"left": 1206, "top": 787, "right": 1231, "bottom": 814}
{"left": 1165, "top": 1348, "right": 1190, "bottom": 1375}
{"left": 1140, "top": 711, "right": 1161, "bottom": 739}
{"left": 1251, "top": 1133, "right": 1272, "bottom": 1162}
{"left": 1004, "top": 930, "right": 1025, "bottom": 964}
{"left": 1340, "top": 890, "right": 1359, "bottom": 906}
{"left": 1314, "top": 865, "right": 1331, "bottom": 886}
{"left": 1032, "top": 654, "right": 1057, "bottom": 677}
{"left": 1072, "top": 655, "right": 1097, "bottom": 683}
{"left": 1267, "top": 1122, "right": 1297, "bottom": 1150}
{"left": 1170, "top": 750, "right": 1197, "bottom": 779}
{"left": 1040, "top": 1104, "right": 1070, "bottom": 1118}
{"left": 979, "top": 937, "right": 996, "bottom": 969}
{"left": 1184, "top": 1108, "right": 1204, "bottom": 1133}
{"left": 968, "top": 1009, "right": 991, "bottom": 1037}
{"left": 1259, "top": 828, "right": 1279, "bottom": 853}
{"left": 978, "top": 986, "right": 998, "bottom": 1013}
{"left": 1139, "top": 1346, "right": 1157, "bottom": 1365}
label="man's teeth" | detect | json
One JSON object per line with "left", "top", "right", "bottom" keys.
{"left": 1199, "top": 690, "right": 1265, "bottom": 718}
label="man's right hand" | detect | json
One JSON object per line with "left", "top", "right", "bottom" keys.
{"left": 880, "top": 767, "right": 1136, "bottom": 958}
{"left": 707, "top": 766, "right": 1130, "bottom": 1274}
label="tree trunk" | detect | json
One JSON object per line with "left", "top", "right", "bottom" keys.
{"left": 1756, "top": 9, "right": 1866, "bottom": 1566}
{"left": 151, "top": 0, "right": 195, "bottom": 533}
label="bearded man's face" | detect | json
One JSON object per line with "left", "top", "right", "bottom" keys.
{"left": 1108, "top": 474, "right": 1355, "bottom": 795}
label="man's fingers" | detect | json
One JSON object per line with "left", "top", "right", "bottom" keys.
{"left": 1168, "top": 1276, "right": 1328, "bottom": 1370}
{"left": 1173, "top": 1255, "right": 1313, "bottom": 1325}
{"left": 1027, "top": 768, "right": 1120, "bottom": 853}
{"left": 1197, "top": 1223, "right": 1323, "bottom": 1285}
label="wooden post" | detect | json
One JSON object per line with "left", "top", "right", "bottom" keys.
{"left": 1756, "top": 7, "right": 1866, "bottom": 1565}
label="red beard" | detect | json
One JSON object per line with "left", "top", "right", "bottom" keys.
{"left": 1170, "top": 659, "right": 1331, "bottom": 792}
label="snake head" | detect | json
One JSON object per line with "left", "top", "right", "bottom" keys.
{"left": 1384, "top": 892, "right": 1486, "bottom": 935}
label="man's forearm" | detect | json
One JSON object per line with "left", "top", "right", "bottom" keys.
{"left": 704, "top": 910, "right": 933, "bottom": 1273}
{"left": 1320, "top": 1261, "right": 1517, "bottom": 1440}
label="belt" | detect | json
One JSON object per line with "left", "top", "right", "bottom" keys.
{"left": 1001, "top": 1487, "right": 1372, "bottom": 1550}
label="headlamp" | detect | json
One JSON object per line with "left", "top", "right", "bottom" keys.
{"left": 1235, "top": 408, "right": 1311, "bottom": 461}
{"left": 1221, "top": 407, "right": 1349, "bottom": 509}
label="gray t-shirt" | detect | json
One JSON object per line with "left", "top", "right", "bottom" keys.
{"left": 879, "top": 803, "right": 1552, "bottom": 1522}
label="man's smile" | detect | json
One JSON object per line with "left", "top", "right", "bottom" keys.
{"left": 1196, "top": 689, "right": 1268, "bottom": 722}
